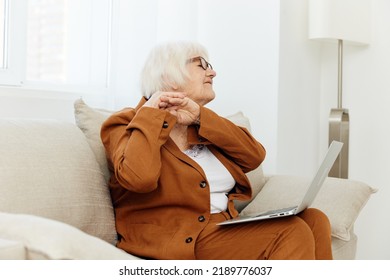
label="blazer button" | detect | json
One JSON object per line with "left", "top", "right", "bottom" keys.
{"left": 185, "top": 237, "right": 193, "bottom": 243}
{"left": 162, "top": 121, "right": 169, "bottom": 128}
{"left": 199, "top": 181, "right": 207, "bottom": 188}
{"left": 198, "top": 215, "right": 205, "bottom": 222}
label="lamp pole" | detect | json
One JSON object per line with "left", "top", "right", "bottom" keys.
{"left": 338, "top": 39, "right": 343, "bottom": 109}
{"left": 329, "top": 39, "right": 349, "bottom": 179}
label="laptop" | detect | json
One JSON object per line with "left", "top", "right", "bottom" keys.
{"left": 217, "top": 140, "right": 343, "bottom": 226}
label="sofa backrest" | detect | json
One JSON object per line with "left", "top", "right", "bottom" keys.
{"left": 0, "top": 118, "right": 117, "bottom": 245}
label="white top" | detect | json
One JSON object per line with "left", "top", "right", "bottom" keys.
{"left": 184, "top": 145, "right": 236, "bottom": 213}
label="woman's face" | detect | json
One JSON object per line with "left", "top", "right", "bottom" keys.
{"left": 179, "top": 56, "right": 217, "bottom": 106}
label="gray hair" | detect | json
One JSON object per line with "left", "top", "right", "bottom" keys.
{"left": 140, "top": 41, "right": 209, "bottom": 98}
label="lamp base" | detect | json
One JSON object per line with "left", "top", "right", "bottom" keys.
{"left": 329, "top": 108, "right": 349, "bottom": 178}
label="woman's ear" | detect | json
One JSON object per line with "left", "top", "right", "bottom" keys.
{"left": 165, "top": 82, "right": 180, "bottom": 92}
{"left": 167, "top": 80, "right": 179, "bottom": 90}
{"left": 162, "top": 75, "right": 179, "bottom": 91}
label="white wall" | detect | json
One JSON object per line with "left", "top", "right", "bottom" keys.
{"left": 278, "top": 0, "right": 322, "bottom": 176}
{"left": 0, "top": 87, "right": 79, "bottom": 123}
{"left": 196, "top": 0, "right": 280, "bottom": 173}
{"left": 279, "top": 0, "right": 390, "bottom": 259}
{"left": 108, "top": 0, "right": 281, "bottom": 173}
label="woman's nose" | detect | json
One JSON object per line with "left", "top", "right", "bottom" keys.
{"left": 207, "top": 68, "right": 216, "bottom": 78}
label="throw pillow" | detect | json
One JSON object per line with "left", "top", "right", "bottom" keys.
{"left": 240, "top": 175, "right": 377, "bottom": 241}
{"left": 0, "top": 119, "right": 117, "bottom": 245}
{"left": 0, "top": 212, "right": 138, "bottom": 260}
{"left": 0, "top": 238, "right": 26, "bottom": 260}
{"left": 225, "top": 111, "right": 266, "bottom": 211}
{"left": 74, "top": 98, "right": 113, "bottom": 182}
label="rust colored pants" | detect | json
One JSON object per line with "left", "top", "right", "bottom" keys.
{"left": 195, "top": 208, "right": 333, "bottom": 260}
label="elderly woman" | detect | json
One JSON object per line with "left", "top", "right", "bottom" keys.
{"left": 100, "top": 41, "right": 333, "bottom": 260}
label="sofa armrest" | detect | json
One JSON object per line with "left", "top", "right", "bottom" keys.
{"left": 0, "top": 238, "right": 26, "bottom": 260}
{"left": 0, "top": 212, "right": 140, "bottom": 260}
{"left": 240, "top": 175, "right": 377, "bottom": 241}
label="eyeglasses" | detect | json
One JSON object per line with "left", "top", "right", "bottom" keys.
{"left": 188, "top": 56, "right": 213, "bottom": 70}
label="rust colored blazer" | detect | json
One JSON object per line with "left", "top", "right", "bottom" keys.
{"left": 100, "top": 97, "right": 266, "bottom": 260}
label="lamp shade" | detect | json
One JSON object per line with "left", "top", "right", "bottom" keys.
{"left": 309, "top": 0, "right": 371, "bottom": 45}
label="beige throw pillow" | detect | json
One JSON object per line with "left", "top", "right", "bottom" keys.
{"left": 0, "top": 212, "right": 138, "bottom": 260}
{"left": 225, "top": 111, "right": 266, "bottom": 211}
{"left": 0, "top": 238, "right": 26, "bottom": 260}
{"left": 74, "top": 99, "right": 113, "bottom": 182}
{"left": 241, "top": 175, "right": 377, "bottom": 241}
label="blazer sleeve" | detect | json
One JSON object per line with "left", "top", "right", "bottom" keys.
{"left": 197, "top": 106, "right": 266, "bottom": 173}
{"left": 100, "top": 106, "right": 177, "bottom": 193}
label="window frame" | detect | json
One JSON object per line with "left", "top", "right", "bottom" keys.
{"left": 0, "top": 0, "right": 113, "bottom": 96}
{"left": 0, "top": 0, "right": 27, "bottom": 86}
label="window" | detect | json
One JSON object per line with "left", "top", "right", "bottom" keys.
{"left": 0, "top": 0, "right": 112, "bottom": 93}
{"left": 0, "top": 0, "right": 24, "bottom": 86}
{"left": 26, "top": 0, "right": 68, "bottom": 83}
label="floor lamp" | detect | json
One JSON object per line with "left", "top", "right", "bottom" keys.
{"left": 308, "top": 0, "right": 371, "bottom": 179}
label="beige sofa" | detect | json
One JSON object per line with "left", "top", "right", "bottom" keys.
{"left": 0, "top": 99, "right": 376, "bottom": 260}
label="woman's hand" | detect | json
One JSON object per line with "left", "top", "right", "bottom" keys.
{"left": 144, "top": 91, "right": 200, "bottom": 126}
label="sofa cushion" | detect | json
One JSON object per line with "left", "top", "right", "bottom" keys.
{"left": 241, "top": 175, "right": 376, "bottom": 241}
{"left": 331, "top": 233, "right": 357, "bottom": 260}
{"left": 0, "top": 119, "right": 117, "bottom": 245}
{"left": 0, "top": 212, "right": 138, "bottom": 260}
{"left": 0, "top": 238, "right": 26, "bottom": 260}
{"left": 73, "top": 100, "right": 267, "bottom": 211}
